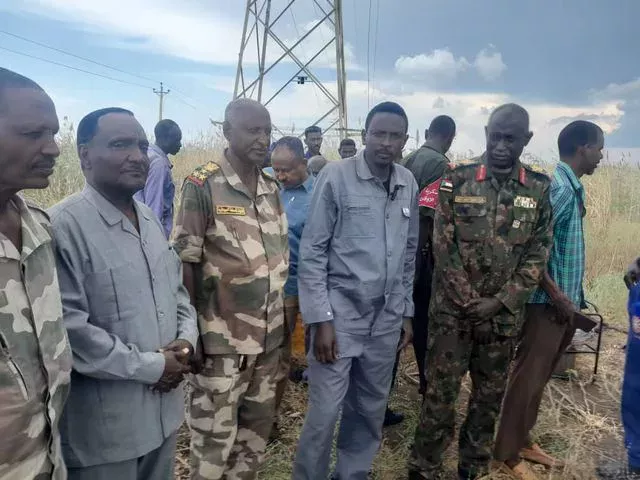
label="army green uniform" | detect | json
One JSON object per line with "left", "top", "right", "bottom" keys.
{"left": 173, "top": 153, "right": 289, "bottom": 480}
{"left": 0, "top": 196, "right": 72, "bottom": 480}
{"left": 401, "top": 145, "right": 449, "bottom": 392}
{"left": 408, "top": 155, "right": 552, "bottom": 479}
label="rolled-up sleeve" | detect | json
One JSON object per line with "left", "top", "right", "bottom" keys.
{"left": 403, "top": 179, "right": 419, "bottom": 317}
{"left": 51, "top": 216, "right": 165, "bottom": 384}
{"left": 298, "top": 168, "right": 338, "bottom": 325}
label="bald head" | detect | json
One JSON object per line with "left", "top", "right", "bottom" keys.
{"left": 308, "top": 155, "right": 328, "bottom": 175}
{"left": 485, "top": 103, "right": 533, "bottom": 169}
{"left": 223, "top": 98, "right": 272, "bottom": 166}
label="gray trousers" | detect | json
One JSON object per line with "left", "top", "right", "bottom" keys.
{"left": 293, "top": 329, "right": 401, "bottom": 480}
{"left": 67, "top": 432, "right": 177, "bottom": 480}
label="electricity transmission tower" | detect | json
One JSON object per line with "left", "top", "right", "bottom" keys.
{"left": 233, "top": 0, "right": 348, "bottom": 138}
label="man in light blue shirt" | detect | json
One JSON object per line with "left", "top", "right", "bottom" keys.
{"left": 51, "top": 108, "right": 197, "bottom": 480}
{"left": 270, "top": 136, "right": 314, "bottom": 434}
{"left": 134, "top": 119, "right": 182, "bottom": 238}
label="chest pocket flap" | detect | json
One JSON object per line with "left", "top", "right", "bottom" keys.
{"left": 454, "top": 203, "right": 489, "bottom": 241}
{"left": 508, "top": 206, "right": 538, "bottom": 244}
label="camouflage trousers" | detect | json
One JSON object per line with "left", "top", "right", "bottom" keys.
{"left": 187, "top": 347, "right": 282, "bottom": 480}
{"left": 408, "top": 323, "right": 515, "bottom": 479}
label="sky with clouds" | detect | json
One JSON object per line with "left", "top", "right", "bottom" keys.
{"left": 1, "top": 0, "right": 639, "bottom": 159}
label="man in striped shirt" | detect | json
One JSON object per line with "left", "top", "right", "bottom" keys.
{"left": 493, "top": 120, "right": 604, "bottom": 479}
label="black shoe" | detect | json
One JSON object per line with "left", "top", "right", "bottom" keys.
{"left": 383, "top": 408, "right": 404, "bottom": 427}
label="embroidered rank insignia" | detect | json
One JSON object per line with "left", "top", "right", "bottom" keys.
{"left": 514, "top": 196, "right": 537, "bottom": 209}
{"left": 475, "top": 165, "right": 487, "bottom": 181}
{"left": 187, "top": 162, "right": 220, "bottom": 186}
{"left": 519, "top": 167, "right": 527, "bottom": 185}
{"left": 216, "top": 205, "right": 246, "bottom": 216}
{"left": 440, "top": 180, "right": 453, "bottom": 193}
{"left": 454, "top": 196, "right": 486, "bottom": 204}
{"left": 418, "top": 179, "right": 442, "bottom": 210}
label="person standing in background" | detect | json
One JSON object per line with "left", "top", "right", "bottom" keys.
{"left": 338, "top": 138, "right": 357, "bottom": 159}
{"left": 494, "top": 120, "right": 604, "bottom": 480}
{"left": 304, "top": 125, "right": 323, "bottom": 159}
{"left": 269, "top": 135, "right": 315, "bottom": 439}
{"left": 293, "top": 101, "right": 418, "bottom": 480}
{"left": 134, "top": 119, "right": 182, "bottom": 239}
{"left": 0, "top": 67, "right": 72, "bottom": 480}
{"left": 401, "top": 115, "right": 456, "bottom": 395}
{"left": 51, "top": 107, "right": 197, "bottom": 480}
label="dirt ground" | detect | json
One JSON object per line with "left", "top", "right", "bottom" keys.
{"left": 174, "top": 327, "right": 628, "bottom": 480}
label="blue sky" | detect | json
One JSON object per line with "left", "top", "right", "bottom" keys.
{"left": 1, "top": 0, "right": 638, "bottom": 158}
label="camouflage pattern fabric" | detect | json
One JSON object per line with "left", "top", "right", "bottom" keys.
{"left": 0, "top": 196, "right": 72, "bottom": 480}
{"left": 409, "top": 154, "right": 552, "bottom": 478}
{"left": 408, "top": 328, "right": 515, "bottom": 478}
{"left": 429, "top": 155, "right": 553, "bottom": 337}
{"left": 401, "top": 144, "right": 450, "bottom": 219}
{"left": 187, "top": 347, "right": 281, "bottom": 480}
{"left": 173, "top": 153, "right": 289, "bottom": 355}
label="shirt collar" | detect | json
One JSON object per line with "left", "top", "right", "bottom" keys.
{"left": 355, "top": 150, "right": 408, "bottom": 186}
{"left": 82, "top": 183, "right": 151, "bottom": 227}
{"left": 480, "top": 153, "right": 525, "bottom": 185}
{"left": 0, "top": 195, "right": 52, "bottom": 261}
{"left": 556, "top": 161, "right": 584, "bottom": 193}
{"left": 220, "top": 149, "right": 276, "bottom": 199}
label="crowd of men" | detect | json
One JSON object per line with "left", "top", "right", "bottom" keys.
{"left": 1, "top": 63, "right": 629, "bottom": 480}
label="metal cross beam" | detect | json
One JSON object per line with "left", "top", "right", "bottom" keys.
{"left": 233, "top": 0, "right": 348, "bottom": 139}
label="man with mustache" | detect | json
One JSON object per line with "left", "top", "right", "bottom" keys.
{"left": 50, "top": 107, "right": 197, "bottom": 479}
{"left": 0, "top": 67, "right": 72, "bottom": 480}
{"left": 494, "top": 120, "right": 604, "bottom": 480}
{"left": 293, "top": 101, "right": 419, "bottom": 480}
{"left": 408, "top": 104, "right": 553, "bottom": 480}
{"left": 173, "top": 99, "right": 288, "bottom": 480}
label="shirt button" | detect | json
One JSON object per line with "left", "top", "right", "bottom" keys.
{"left": 386, "top": 213, "right": 390, "bottom": 219}
{"left": 387, "top": 251, "right": 392, "bottom": 257}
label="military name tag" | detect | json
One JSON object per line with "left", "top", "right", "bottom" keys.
{"left": 454, "top": 196, "right": 486, "bottom": 204}
{"left": 216, "top": 205, "right": 246, "bottom": 215}
{"left": 514, "top": 196, "right": 537, "bottom": 209}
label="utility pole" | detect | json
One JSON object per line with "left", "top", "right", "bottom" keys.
{"left": 233, "top": 0, "right": 348, "bottom": 138}
{"left": 153, "top": 82, "right": 170, "bottom": 122}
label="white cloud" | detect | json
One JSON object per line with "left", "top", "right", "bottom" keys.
{"left": 474, "top": 49, "right": 507, "bottom": 81}
{"left": 394, "top": 49, "right": 470, "bottom": 79}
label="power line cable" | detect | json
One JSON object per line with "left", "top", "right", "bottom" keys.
{"left": 0, "top": 46, "right": 151, "bottom": 89}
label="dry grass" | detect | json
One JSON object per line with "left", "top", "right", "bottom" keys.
{"left": 22, "top": 128, "right": 640, "bottom": 479}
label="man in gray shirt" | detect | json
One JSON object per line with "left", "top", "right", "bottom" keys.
{"left": 50, "top": 107, "right": 198, "bottom": 480}
{"left": 293, "top": 102, "right": 419, "bottom": 480}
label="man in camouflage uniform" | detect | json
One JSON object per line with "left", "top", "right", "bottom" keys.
{"left": 0, "top": 68, "right": 72, "bottom": 479}
{"left": 408, "top": 104, "right": 553, "bottom": 480}
{"left": 173, "top": 98, "right": 288, "bottom": 480}
{"left": 401, "top": 115, "right": 456, "bottom": 395}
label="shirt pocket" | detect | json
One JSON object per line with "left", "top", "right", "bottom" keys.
{"left": 84, "top": 263, "right": 142, "bottom": 325}
{"left": 508, "top": 207, "right": 537, "bottom": 245}
{"left": 342, "top": 202, "right": 375, "bottom": 238}
{"left": 0, "top": 332, "right": 29, "bottom": 402}
{"left": 453, "top": 203, "right": 489, "bottom": 241}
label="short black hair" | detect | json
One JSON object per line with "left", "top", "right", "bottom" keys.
{"left": 428, "top": 115, "right": 456, "bottom": 138}
{"left": 304, "top": 125, "right": 322, "bottom": 137}
{"left": 0, "top": 68, "right": 44, "bottom": 110}
{"left": 340, "top": 138, "right": 356, "bottom": 148}
{"left": 364, "top": 101, "right": 408, "bottom": 133}
{"left": 273, "top": 136, "right": 305, "bottom": 162}
{"left": 77, "top": 107, "right": 134, "bottom": 148}
{"left": 154, "top": 119, "right": 180, "bottom": 139}
{"left": 557, "top": 120, "right": 603, "bottom": 157}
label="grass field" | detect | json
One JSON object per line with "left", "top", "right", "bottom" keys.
{"left": 24, "top": 129, "right": 640, "bottom": 479}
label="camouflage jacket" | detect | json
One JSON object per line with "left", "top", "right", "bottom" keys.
{"left": 173, "top": 152, "right": 289, "bottom": 355}
{"left": 0, "top": 196, "right": 72, "bottom": 479}
{"left": 431, "top": 155, "right": 553, "bottom": 337}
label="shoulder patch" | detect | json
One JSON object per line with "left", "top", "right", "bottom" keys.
{"left": 186, "top": 161, "right": 220, "bottom": 186}
{"left": 523, "top": 162, "right": 551, "bottom": 179}
{"left": 261, "top": 168, "right": 276, "bottom": 180}
{"left": 449, "top": 158, "right": 480, "bottom": 170}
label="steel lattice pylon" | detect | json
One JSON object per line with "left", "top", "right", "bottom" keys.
{"left": 233, "top": 0, "right": 348, "bottom": 138}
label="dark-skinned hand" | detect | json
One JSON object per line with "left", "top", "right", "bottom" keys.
{"left": 466, "top": 297, "right": 503, "bottom": 322}
{"left": 472, "top": 321, "right": 493, "bottom": 345}
{"left": 624, "top": 257, "right": 640, "bottom": 289}
{"left": 152, "top": 350, "right": 191, "bottom": 393}
{"left": 159, "top": 339, "right": 193, "bottom": 365}
{"left": 314, "top": 321, "right": 337, "bottom": 364}
{"left": 189, "top": 338, "right": 205, "bottom": 375}
{"left": 398, "top": 317, "right": 414, "bottom": 352}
